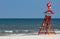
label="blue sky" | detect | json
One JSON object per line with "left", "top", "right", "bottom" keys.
{"left": 0, "top": 0, "right": 60, "bottom": 18}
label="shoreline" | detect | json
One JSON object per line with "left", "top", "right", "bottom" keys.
{"left": 0, "top": 34, "right": 60, "bottom": 39}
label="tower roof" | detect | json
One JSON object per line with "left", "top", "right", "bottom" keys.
{"left": 44, "top": 9, "right": 54, "bottom": 14}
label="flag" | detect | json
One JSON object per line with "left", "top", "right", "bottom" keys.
{"left": 46, "top": 2, "right": 51, "bottom": 9}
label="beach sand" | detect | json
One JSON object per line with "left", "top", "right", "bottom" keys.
{"left": 0, "top": 34, "right": 60, "bottom": 39}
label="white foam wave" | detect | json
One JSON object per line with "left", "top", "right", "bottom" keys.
{"left": 4, "top": 30, "right": 13, "bottom": 33}
{"left": 55, "top": 31, "right": 60, "bottom": 34}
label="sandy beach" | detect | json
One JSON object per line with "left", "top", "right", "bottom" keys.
{"left": 0, "top": 34, "right": 60, "bottom": 39}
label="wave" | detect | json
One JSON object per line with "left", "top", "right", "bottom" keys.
{"left": 0, "top": 29, "right": 60, "bottom": 35}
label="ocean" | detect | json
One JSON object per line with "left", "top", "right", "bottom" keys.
{"left": 0, "top": 18, "right": 60, "bottom": 35}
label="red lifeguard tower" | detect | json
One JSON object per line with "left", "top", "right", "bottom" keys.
{"left": 38, "top": 2, "right": 56, "bottom": 34}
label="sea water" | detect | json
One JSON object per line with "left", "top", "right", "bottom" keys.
{"left": 0, "top": 18, "right": 60, "bottom": 35}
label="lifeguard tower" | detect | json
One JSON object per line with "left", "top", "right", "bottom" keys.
{"left": 38, "top": 2, "right": 56, "bottom": 34}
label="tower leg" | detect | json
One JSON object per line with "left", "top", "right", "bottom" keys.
{"left": 38, "top": 16, "right": 56, "bottom": 34}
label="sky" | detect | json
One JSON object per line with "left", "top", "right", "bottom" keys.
{"left": 0, "top": 0, "right": 60, "bottom": 18}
